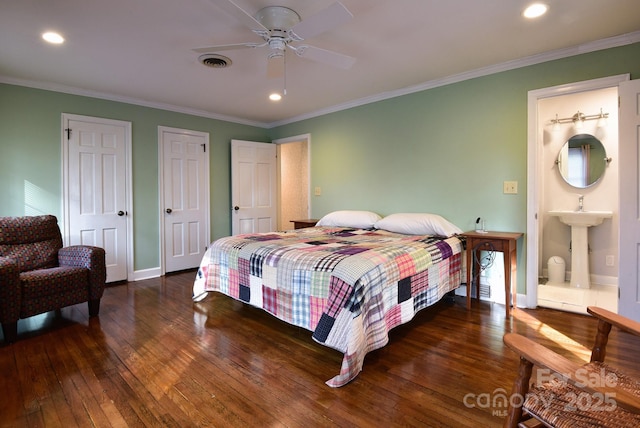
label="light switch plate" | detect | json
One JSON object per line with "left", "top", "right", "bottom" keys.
{"left": 503, "top": 181, "right": 518, "bottom": 194}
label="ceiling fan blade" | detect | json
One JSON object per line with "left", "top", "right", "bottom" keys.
{"left": 192, "top": 43, "right": 260, "bottom": 54}
{"left": 267, "top": 55, "right": 284, "bottom": 79}
{"left": 289, "top": 1, "right": 353, "bottom": 41}
{"left": 295, "top": 45, "right": 356, "bottom": 69}
{"left": 209, "top": 0, "right": 268, "bottom": 33}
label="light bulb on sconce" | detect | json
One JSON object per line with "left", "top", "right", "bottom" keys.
{"left": 595, "top": 109, "right": 608, "bottom": 139}
{"left": 596, "top": 108, "right": 608, "bottom": 129}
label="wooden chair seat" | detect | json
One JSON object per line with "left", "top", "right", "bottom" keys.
{"left": 524, "top": 361, "right": 640, "bottom": 427}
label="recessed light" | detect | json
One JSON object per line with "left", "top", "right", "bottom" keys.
{"left": 523, "top": 3, "right": 548, "bottom": 19}
{"left": 269, "top": 93, "right": 282, "bottom": 101}
{"left": 42, "top": 32, "right": 64, "bottom": 44}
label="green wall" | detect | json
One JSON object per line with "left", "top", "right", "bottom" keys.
{"left": 0, "top": 85, "right": 268, "bottom": 270}
{"left": 2, "top": 41, "right": 640, "bottom": 285}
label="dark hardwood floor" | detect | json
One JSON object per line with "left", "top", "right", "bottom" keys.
{"left": 1, "top": 271, "right": 639, "bottom": 427}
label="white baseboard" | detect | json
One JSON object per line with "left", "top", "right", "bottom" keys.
{"left": 132, "top": 267, "right": 161, "bottom": 281}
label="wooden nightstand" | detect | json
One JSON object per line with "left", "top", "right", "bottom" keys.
{"left": 461, "top": 231, "right": 523, "bottom": 317}
{"left": 290, "top": 219, "right": 319, "bottom": 229}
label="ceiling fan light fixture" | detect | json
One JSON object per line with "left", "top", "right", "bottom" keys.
{"left": 268, "top": 38, "right": 286, "bottom": 54}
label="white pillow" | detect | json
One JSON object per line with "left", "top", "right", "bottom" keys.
{"left": 374, "top": 213, "right": 462, "bottom": 237}
{"left": 316, "top": 210, "right": 382, "bottom": 229}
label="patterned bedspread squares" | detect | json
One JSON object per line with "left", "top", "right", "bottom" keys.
{"left": 193, "top": 226, "right": 463, "bottom": 387}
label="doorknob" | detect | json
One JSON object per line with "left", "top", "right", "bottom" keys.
{"left": 166, "top": 208, "right": 172, "bottom": 214}
{"left": 234, "top": 206, "right": 239, "bottom": 211}
{"left": 117, "top": 210, "right": 125, "bottom": 216}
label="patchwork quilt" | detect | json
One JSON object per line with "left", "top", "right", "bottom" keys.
{"left": 193, "top": 226, "right": 463, "bottom": 387}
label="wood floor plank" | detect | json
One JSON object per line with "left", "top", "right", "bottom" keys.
{"left": 2, "top": 270, "right": 640, "bottom": 427}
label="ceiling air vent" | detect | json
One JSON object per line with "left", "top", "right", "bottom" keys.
{"left": 198, "top": 54, "right": 232, "bottom": 69}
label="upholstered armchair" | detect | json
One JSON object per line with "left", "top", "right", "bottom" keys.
{"left": 0, "top": 215, "right": 106, "bottom": 343}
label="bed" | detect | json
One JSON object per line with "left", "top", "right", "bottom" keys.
{"left": 193, "top": 211, "right": 464, "bottom": 387}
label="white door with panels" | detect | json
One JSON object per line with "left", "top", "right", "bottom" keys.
{"left": 160, "top": 127, "right": 210, "bottom": 273}
{"left": 63, "top": 114, "right": 132, "bottom": 283}
{"left": 231, "top": 140, "right": 277, "bottom": 235}
{"left": 618, "top": 78, "right": 640, "bottom": 322}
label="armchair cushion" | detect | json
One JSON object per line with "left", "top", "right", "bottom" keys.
{"left": 0, "top": 215, "right": 62, "bottom": 272}
{"left": 20, "top": 266, "right": 89, "bottom": 318}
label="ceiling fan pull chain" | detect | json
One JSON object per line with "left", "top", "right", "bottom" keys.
{"left": 284, "top": 51, "right": 287, "bottom": 96}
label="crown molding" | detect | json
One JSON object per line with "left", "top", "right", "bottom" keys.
{"left": 0, "top": 75, "right": 269, "bottom": 128}
{"left": 2, "top": 31, "right": 639, "bottom": 130}
{"left": 267, "top": 31, "right": 640, "bottom": 128}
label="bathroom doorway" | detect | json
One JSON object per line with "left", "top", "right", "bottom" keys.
{"left": 274, "top": 134, "right": 311, "bottom": 231}
{"left": 526, "top": 75, "right": 627, "bottom": 314}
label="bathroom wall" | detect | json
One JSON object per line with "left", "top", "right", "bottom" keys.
{"left": 539, "top": 87, "right": 619, "bottom": 285}
{"left": 278, "top": 140, "right": 309, "bottom": 231}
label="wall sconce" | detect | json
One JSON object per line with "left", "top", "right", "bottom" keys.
{"left": 550, "top": 108, "right": 609, "bottom": 131}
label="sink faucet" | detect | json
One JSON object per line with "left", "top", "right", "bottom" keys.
{"left": 578, "top": 194, "right": 584, "bottom": 212}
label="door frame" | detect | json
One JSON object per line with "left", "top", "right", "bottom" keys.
{"left": 61, "top": 113, "right": 134, "bottom": 281}
{"left": 525, "top": 74, "right": 629, "bottom": 308}
{"left": 618, "top": 78, "right": 640, "bottom": 321}
{"left": 158, "top": 126, "right": 210, "bottom": 275}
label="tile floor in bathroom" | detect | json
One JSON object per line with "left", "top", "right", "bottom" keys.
{"left": 537, "top": 279, "right": 617, "bottom": 314}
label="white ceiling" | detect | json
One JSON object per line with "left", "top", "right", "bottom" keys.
{"left": 1, "top": 0, "right": 640, "bottom": 127}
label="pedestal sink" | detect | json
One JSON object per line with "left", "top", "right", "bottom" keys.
{"left": 548, "top": 210, "right": 613, "bottom": 288}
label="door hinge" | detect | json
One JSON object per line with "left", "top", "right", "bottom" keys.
{"left": 64, "top": 128, "right": 72, "bottom": 139}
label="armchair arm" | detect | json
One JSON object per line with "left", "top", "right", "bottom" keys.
{"left": 0, "top": 256, "right": 21, "bottom": 322}
{"left": 587, "top": 306, "right": 640, "bottom": 363}
{"left": 503, "top": 333, "right": 640, "bottom": 414}
{"left": 587, "top": 306, "right": 640, "bottom": 337}
{"left": 58, "top": 246, "right": 107, "bottom": 300}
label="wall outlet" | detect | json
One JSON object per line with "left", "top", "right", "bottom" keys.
{"left": 606, "top": 255, "right": 614, "bottom": 266}
{"left": 314, "top": 186, "right": 322, "bottom": 196}
{"left": 503, "top": 181, "right": 518, "bottom": 194}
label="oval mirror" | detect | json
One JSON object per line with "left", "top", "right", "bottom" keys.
{"left": 556, "top": 133, "right": 607, "bottom": 188}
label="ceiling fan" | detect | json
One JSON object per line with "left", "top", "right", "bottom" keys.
{"left": 194, "top": 0, "right": 356, "bottom": 78}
